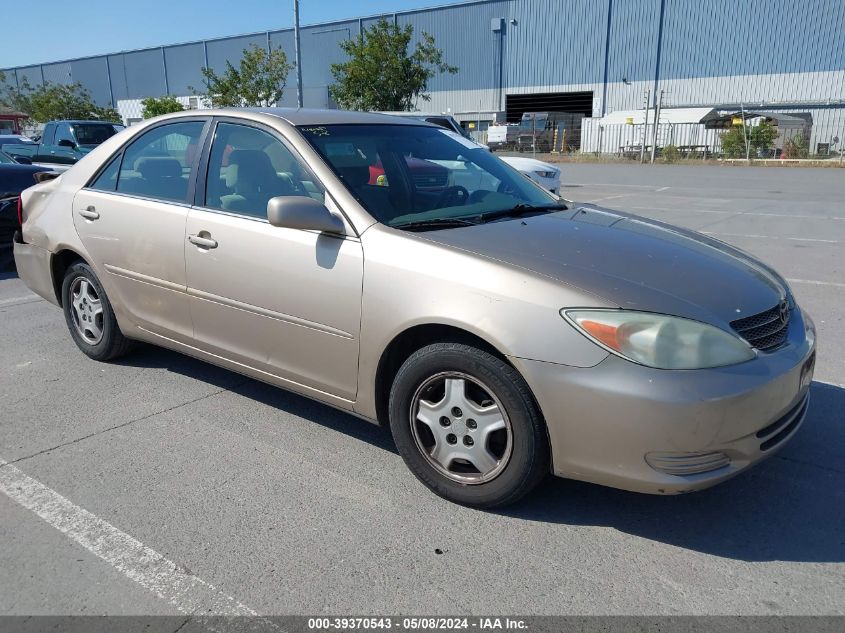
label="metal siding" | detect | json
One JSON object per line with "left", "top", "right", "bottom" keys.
{"left": 107, "top": 55, "right": 129, "bottom": 102}
{"left": 660, "top": 0, "right": 845, "bottom": 79}
{"left": 205, "top": 34, "right": 268, "bottom": 75}
{"left": 269, "top": 30, "right": 298, "bottom": 106}
{"left": 397, "top": 1, "right": 509, "bottom": 94}
{"left": 301, "top": 20, "right": 359, "bottom": 89}
{"left": 70, "top": 58, "right": 112, "bottom": 105}
{"left": 504, "top": 0, "right": 607, "bottom": 88}
{"left": 15, "top": 65, "right": 43, "bottom": 89}
{"left": 605, "top": 0, "right": 661, "bottom": 85}
{"left": 41, "top": 62, "right": 72, "bottom": 85}
{"left": 163, "top": 43, "right": 206, "bottom": 96}
{"left": 2, "top": 0, "right": 842, "bottom": 126}
{"left": 122, "top": 49, "right": 167, "bottom": 98}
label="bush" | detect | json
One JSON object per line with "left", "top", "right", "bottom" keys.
{"left": 661, "top": 144, "right": 679, "bottom": 163}
{"left": 141, "top": 96, "right": 185, "bottom": 119}
{"left": 782, "top": 133, "right": 809, "bottom": 159}
{"left": 720, "top": 121, "right": 778, "bottom": 158}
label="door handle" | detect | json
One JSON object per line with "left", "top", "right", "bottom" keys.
{"left": 188, "top": 233, "right": 218, "bottom": 249}
{"left": 78, "top": 206, "right": 100, "bottom": 220}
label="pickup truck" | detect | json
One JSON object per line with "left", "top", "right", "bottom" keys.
{"left": 1, "top": 120, "right": 125, "bottom": 168}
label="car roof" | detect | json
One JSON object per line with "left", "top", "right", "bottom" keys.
{"left": 233, "top": 107, "right": 436, "bottom": 127}
{"left": 49, "top": 120, "right": 121, "bottom": 125}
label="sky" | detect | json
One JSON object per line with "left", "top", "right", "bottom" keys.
{"left": 2, "top": 0, "right": 446, "bottom": 68}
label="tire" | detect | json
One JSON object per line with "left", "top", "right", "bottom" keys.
{"left": 61, "top": 261, "right": 134, "bottom": 361}
{"left": 389, "top": 342, "right": 549, "bottom": 508}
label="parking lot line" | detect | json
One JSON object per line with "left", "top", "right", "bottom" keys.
{"left": 0, "top": 294, "right": 40, "bottom": 307}
{"left": 0, "top": 457, "right": 262, "bottom": 619}
{"left": 787, "top": 278, "right": 845, "bottom": 289}
{"left": 701, "top": 232, "right": 841, "bottom": 244}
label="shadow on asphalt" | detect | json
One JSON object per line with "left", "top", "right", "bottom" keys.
{"left": 506, "top": 380, "right": 845, "bottom": 563}
{"left": 118, "top": 345, "right": 844, "bottom": 563}
{"left": 114, "top": 344, "right": 398, "bottom": 455}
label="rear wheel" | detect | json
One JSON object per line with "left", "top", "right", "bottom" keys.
{"left": 62, "top": 261, "right": 133, "bottom": 361}
{"left": 389, "top": 342, "right": 549, "bottom": 508}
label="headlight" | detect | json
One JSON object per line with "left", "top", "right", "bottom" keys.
{"left": 535, "top": 170, "right": 557, "bottom": 179}
{"left": 562, "top": 309, "right": 756, "bottom": 369}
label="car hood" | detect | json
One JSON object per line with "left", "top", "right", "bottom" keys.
{"left": 420, "top": 205, "right": 788, "bottom": 327}
{"left": 500, "top": 156, "right": 558, "bottom": 174}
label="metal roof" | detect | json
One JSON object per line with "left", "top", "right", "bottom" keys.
{"left": 600, "top": 107, "right": 719, "bottom": 125}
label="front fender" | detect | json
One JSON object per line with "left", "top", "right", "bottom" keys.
{"left": 354, "top": 225, "right": 611, "bottom": 420}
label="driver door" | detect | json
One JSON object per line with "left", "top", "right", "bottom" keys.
{"left": 185, "top": 120, "right": 363, "bottom": 401}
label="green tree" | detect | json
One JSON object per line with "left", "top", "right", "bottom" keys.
{"left": 1, "top": 79, "right": 121, "bottom": 124}
{"left": 329, "top": 18, "right": 458, "bottom": 111}
{"left": 141, "top": 95, "right": 185, "bottom": 119}
{"left": 194, "top": 45, "right": 293, "bottom": 107}
{"left": 720, "top": 121, "right": 778, "bottom": 158}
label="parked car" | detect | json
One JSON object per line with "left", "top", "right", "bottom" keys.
{"left": 0, "top": 151, "right": 56, "bottom": 270}
{"left": 3, "top": 120, "right": 125, "bottom": 167}
{"left": 499, "top": 156, "right": 561, "bottom": 194}
{"left": 379, "top": 111, "right": 490, "bottom": 150}
{"left": 14, "top": 109, "right": 815, "bottom": 507}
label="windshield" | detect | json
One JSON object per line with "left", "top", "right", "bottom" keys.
{"left": 299, "top": 124, "right": 558, "bottom": 228}
{"left": 0, "top": 151, "right": 15, "bottom": 164}
{"left": 73, "top": 124, "right": 119, "bottom": 146}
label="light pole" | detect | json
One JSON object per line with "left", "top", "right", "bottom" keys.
{"left": 294, "top": 0, "right": 303, "bottom": 108}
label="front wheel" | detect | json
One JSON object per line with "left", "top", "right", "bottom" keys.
{"left": 389, "top": 342, "right": 549, "bottom": 508}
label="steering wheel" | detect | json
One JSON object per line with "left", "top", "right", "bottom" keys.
{"left": 434, "top": 185, "right": 469, "bottom": 208}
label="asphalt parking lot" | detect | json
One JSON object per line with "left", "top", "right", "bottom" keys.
{"left": 1, "top": 164, "right": 843, "bottom": 617}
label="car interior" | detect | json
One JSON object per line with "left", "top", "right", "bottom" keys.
{"left": 205, "top": 124, "right": 324, "bottom": 217}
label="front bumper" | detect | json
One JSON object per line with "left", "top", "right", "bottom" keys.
{"left": 512, "top": 309, "right": 816, "bottom": 494}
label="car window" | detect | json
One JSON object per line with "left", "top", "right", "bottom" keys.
{"left": 115, "top": 121, "right": 204, "bottom": 203}
{"left": 55, "top": 123, "right": 74, "bottom": 145}
{"left": 88, "top": 153, "right": 122, "bottom": 192}
{"left": 300, "top": 124, "right": 554, "bottom": 227}
{"left": 74, "top": 124, "right": 120, "bottom": 146}
{"left": 204, "top": 122, "right": 324, "bottom": 219}
{"left": 41, "top": 124, "right": 55, "bottom": 146}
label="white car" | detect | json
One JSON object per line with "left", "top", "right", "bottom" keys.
{"left": 499, "top": 156, "right": 561, "bottom": 195}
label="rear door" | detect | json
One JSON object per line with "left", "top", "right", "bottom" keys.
{"left": 72, "top": 118, "right": 210, "bottom": 343}
{"left": 184, "top": 119, "right": 363, "bottom": 400}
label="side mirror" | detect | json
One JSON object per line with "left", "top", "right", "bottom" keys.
{"left": 57, "top": 138, "right": 76, "bottom": 149}
{"left": 267, "top": 196, "right": 345, "bottom": 234}
{"left": 14, "top": 156, "right": 32, "bottom": 165}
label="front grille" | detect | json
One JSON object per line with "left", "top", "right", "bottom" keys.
{"left": 730, "top": 302, "right": 790, "bottom": 351}
{"left": 412, "top": 171, "right": 448, "bottom": 189}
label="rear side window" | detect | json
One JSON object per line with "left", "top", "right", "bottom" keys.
{"left": 88, "top": 154, "right": 121, "bottom": 192}
{"left": 115, "top": 121, "right": 205, "bottom": 203}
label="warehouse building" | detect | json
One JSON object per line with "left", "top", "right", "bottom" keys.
{"left": 2, "top": 0, "right": 843, "bottom": 154}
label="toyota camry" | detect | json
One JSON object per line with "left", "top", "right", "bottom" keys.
{"left": 13, "top": 109, "right": 816, "bottom": 507}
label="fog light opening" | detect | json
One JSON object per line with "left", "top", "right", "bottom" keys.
{"left": 645, "top": 451, "right": 731, "bottom": 476}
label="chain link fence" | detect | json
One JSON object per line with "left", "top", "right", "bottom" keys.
{"left": 579, "top": 108, "right": 845, "bottom": 162}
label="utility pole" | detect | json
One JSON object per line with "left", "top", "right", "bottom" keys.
{"left": 640, "top": 89, "right": 650, "bottom": 164}
{"left": 650, "top": 89, "right": 663, "bottom": 164}
{"left": 294, "top": 0, "right": 303, "bottom": 108}
{"left": 740, "top": 101, "right": 750, "bottom": 162}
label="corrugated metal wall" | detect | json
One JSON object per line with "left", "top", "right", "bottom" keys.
{"left": 1, "top": 0, "right": 842, "bottom": 137}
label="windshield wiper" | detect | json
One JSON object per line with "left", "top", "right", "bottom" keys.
{"left": 476, "top": 203, "right": 568, "bottom": 223}
{"left": 391, "top": 217, "right": 479, "bottom": 231}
